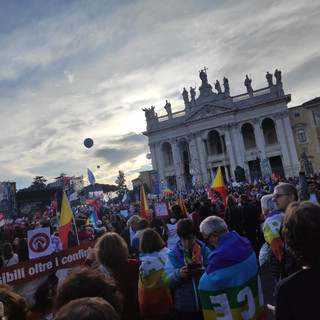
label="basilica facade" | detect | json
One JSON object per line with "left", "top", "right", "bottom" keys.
{"left": 142, "top": 69, "right": 299, "bottom": 191}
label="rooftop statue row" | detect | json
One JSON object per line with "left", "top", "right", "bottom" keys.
{"left": 143, "top": 68, "right": 284, "bottom": 124}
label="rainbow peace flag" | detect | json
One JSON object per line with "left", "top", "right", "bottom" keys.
{"left": 263, "top": 211, "right": 284, "bottom": 262}
{"left": 198, "top": 231, "right": 266, "bottom": 320}
{"left": 138, "top": 248, "right": 172, "bottom": 317}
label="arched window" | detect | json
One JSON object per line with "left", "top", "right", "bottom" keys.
{"left": 207, "top": 130, "right": 223, "bottom": 155}
{"left": 241, "top": 123, "right": 257, "bottom": 150}
{"left": 262, "top": 118, "right": 278, "bottom": 145}
{"left": 162, "top": 142, "right": 173, "bottom": 167}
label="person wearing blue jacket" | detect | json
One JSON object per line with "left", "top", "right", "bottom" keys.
{"left": 162, "top": 218, "right": 211, "bottom": 320}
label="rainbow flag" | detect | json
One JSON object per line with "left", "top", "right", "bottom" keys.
{"left": 86, "top": 211, "right": 99, "bottom": 228}
{"left": 140, "top": 181, "right": 150, "bottom": 221}
{"left": 211, "top": 167, "right": 227, "bottom": 206}
{"left": 198, "top": 231, "right": 266, "bottom": 320}
{"left": 263, "top": 211, "right": 284, "bottom": 262}
{"left": 138, "top": 248, "right": 173, "bottom": 317}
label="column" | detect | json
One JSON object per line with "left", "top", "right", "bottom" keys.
{"left": 188, "top": 133, "right": 201, "bottom": 184}
{"left": 274, "top": 114, "right": 291, "bottom": 168}
{"left": 195, "top": 134, "right": 209, "bottom": 185}
{"left": 153, "top": 142, "right": 165, "bottom": 183}
{"left": 231, "top": 123, "right": 245, "bottom": 168}
{"left": 170, "top": 139, "right": 183, "bottom": 190}
{"left": 252, "top": 119, "right": 267, "bottom": 159}
{"left": 282, "top": 113, "right": 299, "bottom": 166}
{"left": 223, "top": 126, "right": 236, "bottom": 176}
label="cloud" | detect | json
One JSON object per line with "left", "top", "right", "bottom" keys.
{"left": 0, "top": 0, "right": 319, "bottom": 189}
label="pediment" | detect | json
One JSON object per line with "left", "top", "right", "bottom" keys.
{"left": 184, "top": 104, "right": 233, "bottom": 122}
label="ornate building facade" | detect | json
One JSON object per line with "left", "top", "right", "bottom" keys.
{"left": 142, "top": 68, "right": 299, "bottom": 190}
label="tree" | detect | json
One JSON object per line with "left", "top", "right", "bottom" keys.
{"left": 29, "top": 176, "right": 47, "bottom": 190}
{"left": 116, "top": 170, "right": 128, "bottom": 199}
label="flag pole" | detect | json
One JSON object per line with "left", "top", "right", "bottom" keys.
{"left": 64, "top": 190, "right": 80, "bottom": 246}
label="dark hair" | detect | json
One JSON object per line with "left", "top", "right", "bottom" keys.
{"left": 0, "top": 284, "right": 31, "bottom": 320}
{"left": 137, "top": 219, "right": 149, "bottom": 231}
{"left": 140, "top": 228, "right": 165, "bottom": 253}
{"left": 3, "top": 242, "right": 14, "bottom": 260}
{"left": 177, "top": 219, "right": 196, "bottom": 238}
{"left": 53, "top": 297, "right": 120, "bottom": 320}
{"left": 226, "top": 195, "right": 238, "bottom": 209}
{"left": 95, "top": 232, "right": 129, "bottom": 269}
{"left": 193, "top": 202, "right": 201, "bottom": 210}
{"left": 55, "top": 268, "right": 123, "bottom": 313}
{"left": 109, "top": 221, "right": 123, "bottom": 235}
{"left": 283, "top": 201, "right": 320, "bottom": 269}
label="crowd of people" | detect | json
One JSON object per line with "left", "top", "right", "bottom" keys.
{"left": 0, "top": 158, "right": 320, "bottom": 319}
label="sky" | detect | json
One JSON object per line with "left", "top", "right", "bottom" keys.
{"left": 0, "top": 0, "right": 319, "bottom": 190}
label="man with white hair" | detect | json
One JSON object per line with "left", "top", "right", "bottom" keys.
{"left": 198, "top": 216, "right": 266, "bottom": 319}
{"left": 120, "top": 215, "right": 140, "bottom": 258}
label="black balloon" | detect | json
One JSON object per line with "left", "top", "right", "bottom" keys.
{"left": 84, "top": 138, "right": 94, "bottom": 148}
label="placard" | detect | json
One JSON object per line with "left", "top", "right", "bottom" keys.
{"left": 153, "top": 202, "right": 169, "bottom": 218}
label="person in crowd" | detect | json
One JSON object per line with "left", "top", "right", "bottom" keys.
{"left": 94, "top": 232, "right": 141, "bottom": 320}
{"left": 120, "top": 215, "right": 141, "bottom": 258}
{"left": 198, "top": 216, "right": 266, "bottom": 319}
{"left": 0, "top": 284, "right": 31, "bottom": 320}
{"left": 138, "top": 229, "right": 172, "bottom": 319}
{"left": 13, "top": 237, "right": 29, "bottom": 262}
{"left": 53, "top": 297, "right": 120, "bottom": 320}
{"left": 162, "top": 219, "right": 211, "bottom": 320}
{"left": 272, "top": 182, "right": 300, "bottom": 278}
{"left": 131, "top": 219, "right": 149, "bottom": 258}
{"left": 109, "top": 221, "right": 123, "bottom": 235}
{"left": 260, "top": 194, "right": 283, "bottom": 281}
{"left": 166, "top": 205, "right": 182, "bottom": 250}
{"left": 55, "top": 268, "right": 123, "bottom": 315}
{"left": 240, "top": 194, "right": 260, "bottom": 257}
{"left": 77, "top": 222, "right": 93, "bottom": 244}
{"left": 51, "top": 229, "right": 63, "bottom": 252}
{"left": 2, "top": 242, "right": 19, "bottom": 267}
{"left": 270, "top": 201, "right": 320, "bottom": 319}
{"left": 224, "top": 194, "right": 244, "bottom": 236}
{"left": 190, "top": 201, "right": 201, "bottom": 232}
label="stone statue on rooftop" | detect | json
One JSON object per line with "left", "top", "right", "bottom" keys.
{"left": 215, "top": 80, "right": 222, "bottom": 94}
{"left": 266, "top": 71, "right": 273, "bottom": 87}
{"left": 182, "top": 87, "right": 189, "bottom": 105}
{"left": 190, "top": 86, "right": 196, "bottom": 101}
{"left": 223, "top": 77, "right": 230, "bottom": 94}
{"left": 142, "top": 106, "right": 157, "bottom": 121}
{"left": 199, "top": 67, "right": 208, "bottom": 85}
{"left": 274, "top": 69, "right": 282, "bottom": 85}
{"left": 164, "top": 100, "right": 172, "bottom": 115}
{"left": 244, "top": 75, "right": 253, "bottom": 94}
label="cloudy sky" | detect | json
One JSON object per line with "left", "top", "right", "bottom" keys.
{"left": 1, "top": 0, "right": 319, "bottom": 190}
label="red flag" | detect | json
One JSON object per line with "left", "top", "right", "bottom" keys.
{"left": 211, "top": 167, "right": 227, "bottom": 207}
{"left": 140, "top": 182, "right": 150, "bottom": 221}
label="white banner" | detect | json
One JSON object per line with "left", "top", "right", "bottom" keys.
{"left": 27, "top": 227, "right": 52, "bottom": 260}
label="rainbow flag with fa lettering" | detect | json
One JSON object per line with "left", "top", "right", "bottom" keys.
{"left": 198, "top": 231, "right": 266, "bottom": 320}
{"left": 138, "top": 248, "right": 173, "bottom": 317}
{"left": 263, "top": 211, "right": 284, "bottom": 262}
